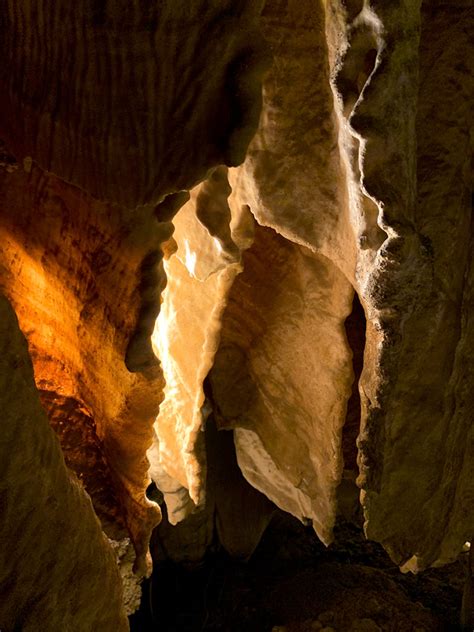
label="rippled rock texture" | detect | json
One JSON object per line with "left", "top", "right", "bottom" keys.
{"left": 0, "top": 0, "right": 472, "bottom": 629}
{"left": 0, "top": 1, "right": 268, "bottom": 207}
{"left": 0, "top": 0, "right": 268, "bottom": 628}
{"left": 149, "top": 0, "right": 473, "bottom": 572}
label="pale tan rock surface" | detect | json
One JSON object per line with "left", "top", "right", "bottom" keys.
{"left": 152, "top": 417, "right": 275, "bottom": 563}
{"left": 150, "top": 172, "right": 249, "bottom": 519}
{"left": 0, "top": 294, "right": 128, "bottom": 631}
{"left": 153, "top": 0, "right": 358, "bottom": 548}
{"left": 149, "top": 169, "right": 277, "bottom": 559}
{"left": 325, "top": 0, "right": 474, "bottom": 568}
{"left": 224, "top": 0, "right": 473, "bottom": 568}
{"left": 0, "top": 6, "right": 472, "bottom": 629}
{"left": 212, "top": 0, "right": 358, "bottom": 545}
{"left": 229, "top": 0, "right": 358, "bottom": 281}
{"left": 145, "top": 0, "right": 473, "bottom": 571}
{"left": 210, "top": 225, "right": 354, "bottom": 544}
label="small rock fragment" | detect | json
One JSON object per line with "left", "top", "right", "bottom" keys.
{"left": 350, "top": 618, "right": 382, "bottom": 632}
{"left": 318, "top": 611, "right": 335, "bottom": 625}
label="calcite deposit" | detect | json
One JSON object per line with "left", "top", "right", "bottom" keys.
{"left": 0, "top": 0, "right": 472, "bottom": 628}
{"left": 149, "top": 0, "right": 473, "bottom": 572}
{"left": 0, "top": 0, "right": 269, "bottom": 627}
{"left": 351, "top": 0, "right": 473, "bottom": 570}
{"left": 0, "top": 156, "right": 164, "bottom": 572}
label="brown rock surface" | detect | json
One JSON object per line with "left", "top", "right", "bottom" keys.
{"left": 0, "top": 1, "right": 273, "bottom": 622}
{"left": 220, "top": 0, "right": 473, "bottom": 568}
{"left": 0, "top": 294, "right": 128, "bottom": 631}
{"left": 0, "top": 0, "right": 272, "bottom": 621}
{"left": 327, "top": 0, "right": 474, "bottom": 568}
{"left": 0, "top": 1, "right": 473, "bottom": 627}
{"left": 0, "top": 157, "right": 163, "bottom": 572}
{"left": 0, "top": 1, "right": 268, "bottom": 207}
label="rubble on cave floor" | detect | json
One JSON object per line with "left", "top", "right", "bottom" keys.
{"left": 130, "top": 514, "right": 466, "bottom": 632}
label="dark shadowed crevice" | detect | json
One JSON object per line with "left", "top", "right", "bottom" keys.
{"left": 342, "top": 291, "right": 366, "bottom": 473}
{"left": 38, "top": 389, "right": 128, "bottom": 540}
{"left": 129, "top": 513, "right": 466, "bottom": 631}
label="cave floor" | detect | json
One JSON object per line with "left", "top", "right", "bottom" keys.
{"left": 129, "top": 514, "right": 467, "bottom": 632}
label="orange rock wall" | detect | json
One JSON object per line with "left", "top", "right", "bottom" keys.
{"left": 0, "top": 294, "right": 128, "bottom": 631}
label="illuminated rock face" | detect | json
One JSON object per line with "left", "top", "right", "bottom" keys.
{"left": 209, "top": 226, "right": 354, "bottom": 546}
{"left": 0, "top": 0, "right": 268, "bottom": 626}
{"left": 0, "top": 0, "right": 472, "bottom": 627}
{"left": 150, "top": 171, "right": 253, "bottom": 522}
{"left": 0, "top": 158, "right": 164, "bottom": 573}
{"left": 0, "top": 295, "right": 128, "bottom": 631}
{"left": 149, "top": 0, "right": 473, "bottom": 571}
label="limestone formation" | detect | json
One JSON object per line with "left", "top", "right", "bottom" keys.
{"left": 210, "top": 225, "right": 354, "bottom": 546}
{"left": 330, "top": 0, "right": 474, "bottom": 570}
{"left": 0, "top": 0, "right": 472, "bottom": 627}
{"left": 0, "top": 156, "right": 164, "bottom": 573}
{"left": 0, "top": 0, "right": 269, "bottom": 624}
{"left": 0, "top": 1, "right": 268, "bottom": 208}
{"left": 0, "top": 294, "right": 128, "bottom": 631}
{"left": 149, "top": 0, "right": 473, "bottom": 573}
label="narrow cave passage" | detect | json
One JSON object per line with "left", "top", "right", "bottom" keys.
{"left": 0, "top": 1, "right": 472, "bottom": 630}
{"left": 131, "top": 282, "right": 466, "bottom": 632}
{"left": 341, "top": 291, "right": 366, "bottom": 475}
{"left": 336, "top": 291, "right": 367, "bottom": 524}
{"left": 130, "top": 498, "right": 466, "bottom": 631}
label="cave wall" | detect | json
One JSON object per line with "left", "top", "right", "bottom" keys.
{"left": 0, "top": 294, "right": 128, "bottom": 631}
{"left": 148, "top": 0, "right": 473, "bottom": 571}
{"left": 0, "top": 154, "right": 164, "bottom": 572}
{"left": 0, "top": 0, "right": 269, "bottom": 628}
{"left": 0, "top": 1, "right": 269, "bottom": 208}
{"left": 352, "top": 0, "right": 473, "bottom": 570}
{"left": 0, "top": 0, "right": 472, "bottom": 628}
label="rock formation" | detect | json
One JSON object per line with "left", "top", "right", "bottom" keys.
{"left": 148, "top": 0, "right": 473, "bottom": 573}
{"left": 0, "top": 1, "right": 268, "bottom": 628}
{"left": 0, "top": 294, "right": 128, "bottom": 631}
{"left": 0, "top": 0, "right": 472, "bottom": 628}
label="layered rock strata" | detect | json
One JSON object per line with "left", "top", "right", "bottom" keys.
{"left": 0, "top": 1, "right": 268, "bottom": 208}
